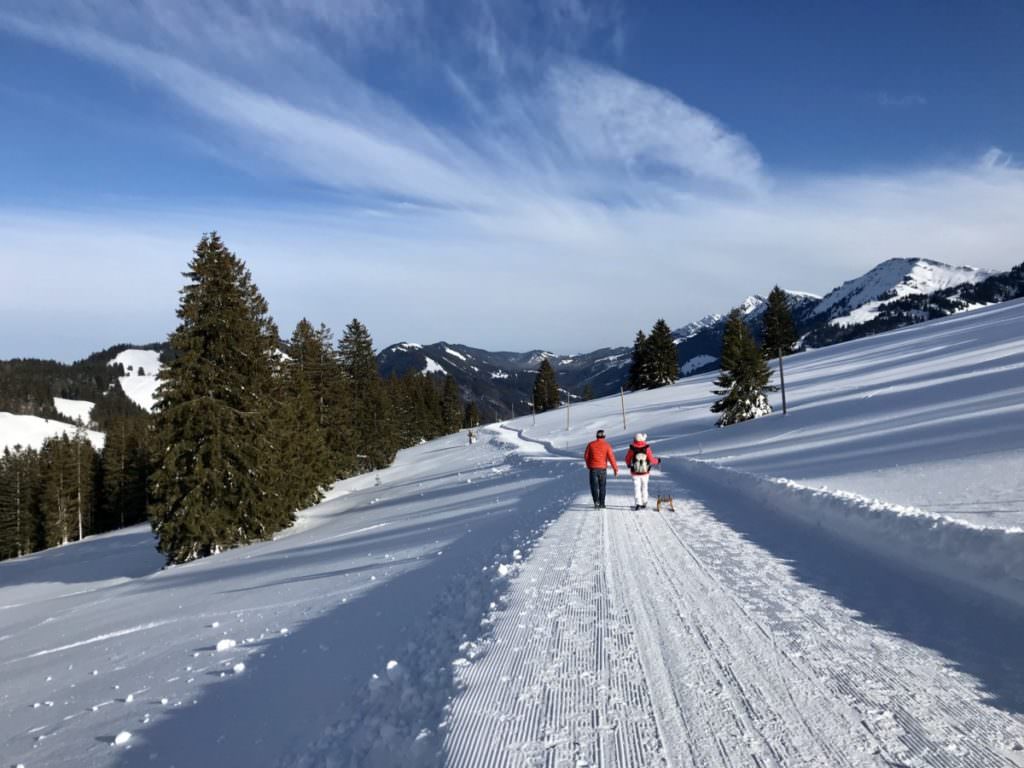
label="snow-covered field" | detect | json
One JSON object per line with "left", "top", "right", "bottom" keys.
{"left": 2, "top": 300, "right": 1024, "bottom": 767}
{"left": 109, "top": 349, "right": 162, "bottom": 412}
{"left": 0, "top": 412, "right": 105, "bottom": 452}
{"left": 52, "top": 397, "right": 94, "bottom": 425}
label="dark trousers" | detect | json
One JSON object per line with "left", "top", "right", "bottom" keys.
{"left": 589, "top": 468, "right": 608, "bottom": 506}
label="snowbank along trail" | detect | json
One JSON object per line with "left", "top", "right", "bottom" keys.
{"left": 442, "top": 435, "right": 1024, "bottom": 767}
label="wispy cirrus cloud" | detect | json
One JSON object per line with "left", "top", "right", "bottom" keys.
{"left": 0, "top": 1, "right": 1022, "bottom": 361}
{"left": 877, "top": 91, "right": 928, "bottom": 107}
{"left": 0, "top": 0, "right": 752, "bottom": 209}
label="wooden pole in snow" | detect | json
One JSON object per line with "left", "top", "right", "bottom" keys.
{"left": 777, "top": 348, "right": 788, "bottom": 415}
{"left": 620, "top": 387, "right": 627, "bottom": 430}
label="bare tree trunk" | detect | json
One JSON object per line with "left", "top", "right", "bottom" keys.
{"left": 76, "top": 439, "right": 84, "bottom": 541}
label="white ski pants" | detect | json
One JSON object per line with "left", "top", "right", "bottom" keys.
{"left": 632, "top": 474, "right": 650, "bottom": 506}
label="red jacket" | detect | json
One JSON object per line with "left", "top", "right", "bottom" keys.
{"left": 584, "top": 439, "right": 618, "bottom": 472}
{"left": 624, "top": 441, "right": 658, "bottom": 476}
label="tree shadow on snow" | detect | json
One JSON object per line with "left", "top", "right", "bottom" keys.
{"left": 110, "top": 461, "right": 579, "bottom": 768}
{"left": 679, "top": 472, "right": 1024, "bottom": 717}
{"left": 0, "top": 525, "right": 162, "bottom": 589}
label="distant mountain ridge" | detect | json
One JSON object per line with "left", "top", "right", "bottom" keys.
{"left": 378, "top": 257, "right": 1020, "bottom": 417}
{"left": 3, "top": 257, "right": 1022, "bottom": 426}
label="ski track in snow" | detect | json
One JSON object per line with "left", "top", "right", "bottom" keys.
{"left": 443, "top": 475, "right": 1024, "bottom": 766}
{"left": 6, "top": 301, "right": 1024, "bottom": 767}
{"left": 445, "top": 502, "right": 666, "bottom": 768}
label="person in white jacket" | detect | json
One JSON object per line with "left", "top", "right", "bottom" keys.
{"left": 623, "top": 433, "right": 659, "bottom": 510}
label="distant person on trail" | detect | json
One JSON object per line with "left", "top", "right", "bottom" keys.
{"left": 624, "top": 433, "right": 659, "bottom": 510}
{"left": 584, "top": 429, "right": 618, "bottom": 509}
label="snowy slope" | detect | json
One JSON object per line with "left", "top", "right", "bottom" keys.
{"left": 109, "top": 350, "right": 162, "bottom": 413}
{"left": 814, "top": 257, "right": 993, "bottom": 325}
{"left": 2, "top": 300, "right": 1024, "bottom": 767}
{"left": 0, "top": 412, "right": 105, "bottom": 452}
{"left": 53, "top": 397, "right": 95, "bottom": 424}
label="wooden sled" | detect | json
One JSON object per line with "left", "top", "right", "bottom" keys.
{"left": 655, "top": 495, "right": 675, "bottom": 512}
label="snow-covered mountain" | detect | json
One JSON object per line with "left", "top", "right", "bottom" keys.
{"left": 3, "top": 296, "right": 1024, "bottom": 767}
{"left": 812, "top": 257, "right": 994, "bottom": 327}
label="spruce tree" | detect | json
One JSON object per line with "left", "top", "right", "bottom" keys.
{"left": 289, "top": 320, "right": 356, "bottom": 478}
{"left": 761, "top": 286, "right": 797, "bottom": 357}
{"left": 338, "top": 319, "right": 397, "bottom": 471}
{"left": 581, "top": 384, "right": 595, "bottom": 401}
{"left": 284, "top": 319, "right": 339, "bottom": 492}
{"left": 440, "top": 375, "right": 463, "bottom": 434}
{"left": 0, "top": 447, "right": 39, "bottom": 559}
{"left": 627, "top": 330, "right": 651, "bottom": 390}
{"left": 532, "top": 358, "right": 561, "bottom": 413}
{"left": 268, "top": 351, "right": 333, "bottom": 517}
{"left": 711, "top": 308, "right": 773, "bottom": 426}
{"left": 149, "top": 233, "right": 288, "bottom": 564}
{"left": 463, "top": 402, "right": 480, "bottom": 428}
{"left": 98, "top": 416, "right": 150, "bottom": 532}
{"left": 39, "top": 435, "right": 75, "bottom": 547}
{"left": 647, "top": 318, "right": 679, "bottom": 387}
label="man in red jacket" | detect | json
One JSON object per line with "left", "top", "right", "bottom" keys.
{"left": 583, "top": 429, "right": 618, "bottom": 509}
{"left": 624, "top": 432, "right": 659, "bottom": 510}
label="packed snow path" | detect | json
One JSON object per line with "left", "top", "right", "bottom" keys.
{"left": 3, "top": 425, "right": 1023, "bottom": 766}
{"left": 444, "top": 464, "right": 1024, "bottom": 766}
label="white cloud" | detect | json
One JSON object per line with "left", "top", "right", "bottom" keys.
{"left": 0, "top": 2, "right": 1021, "bottom": 360}
{"left": 877, "top": 91, "right": 927, "bottom": 108}
{"left": 980, "top": 147, "right": 1015, "bottom": 170}
{"left": 545, "top": 59, "right": 764, "bottom": 193}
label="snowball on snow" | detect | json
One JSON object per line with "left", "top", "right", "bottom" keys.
{"left": 233, "top": 663, "right": 245, "bottom": 674}
{"left": 113, "top": 731, "right": 132, "bottom": 746}
{"left": 215, "top": 639, "right": 237, "bottom": 652}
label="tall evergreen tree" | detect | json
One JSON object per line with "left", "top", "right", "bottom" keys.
{"left": 581, "top": 384, "right": 595, "bottom": 401}
{"left": 463, "top": 401, "right": 480, "bottom": 428}
{"left": 39, "top": 435, "right": 76, "bottom": 547}
{"left": 267, "top": 353, "right": 332, "bottom": 517}
{"left": 647, "top": 318, "right": 679, "bottom": 387}
{"left": 99, "top": 415, "right": 149, "bottom": 531}
{"left": 761, "top": 286, "right": 797, "bottom": 414}
{"left": 149, "top": 233, "right": 288, "bottom": 564}
{"left": 627, "top": 330, "right": 651, "bottom": 390}
{"left": 532, "top": 358, "right": 561, "bottom": 413}
{"left": 440, "top": 375, "right": 464, "bottom": 433}
{"left": 0, "top": 446, "right": 38, "bottom": 559}
{"left": 338, "top": 319, "right": 397, "bottom": 471}
{"left": 711, "top": 308, "right": 773, "bottom": 426}
{"left": 283, "top": 319, "right": 339, "bottom": 493}
{"left": 288, "top": 320, "right": 356, "bottom": 478}
{"left": 761, "top": 286, "right": 798, "bottom": 357}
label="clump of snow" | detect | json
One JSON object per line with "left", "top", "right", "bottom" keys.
{"left": 215, "top": 639, "right": 237, "bottom": 652}
{"left": 113, "top": 731, "right": 132, "bottom": 746}
{"left": 233, "top": 663, "right": 245, "bottom": 674}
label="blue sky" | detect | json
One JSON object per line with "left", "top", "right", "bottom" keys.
{"left": 1, "top": 1, "right": 1022, "bottom": 361}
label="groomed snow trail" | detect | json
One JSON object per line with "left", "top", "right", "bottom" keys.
{"left": 445, "top": 501, "right": 667, "bottom": 767}
{"left": 444, "top": 471, "right": 1024, "bottom": 767}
